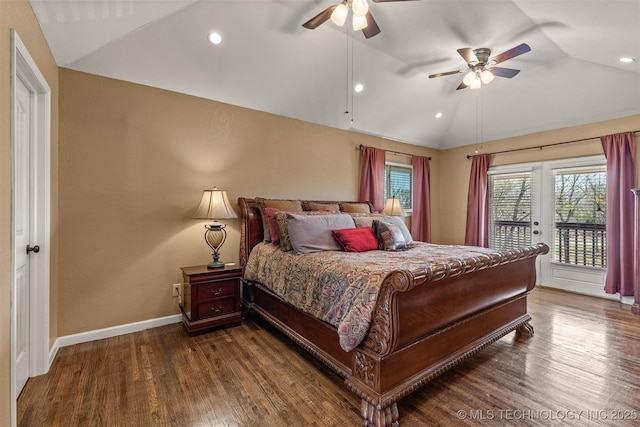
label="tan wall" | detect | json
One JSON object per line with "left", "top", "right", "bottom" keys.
{"left": 438, "top": 115, "right": 640, "bottom": 245}
{"left": 58, "top": 69, "right": 438, "bottom": 336}
{"left": 0, "top": 0, "right": 59, "bottom": 424}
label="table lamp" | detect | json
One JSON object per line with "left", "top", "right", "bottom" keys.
{"left": 382, "top": 197, "right": 406, "bottom": 216}
{"left": 192, "top": 187, "right": 237, "bottom": 268}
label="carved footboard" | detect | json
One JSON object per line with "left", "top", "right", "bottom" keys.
{"left": 345, "top": 245, "right": 548, "bottom": 427}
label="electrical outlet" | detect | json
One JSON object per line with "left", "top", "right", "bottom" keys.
{"left": 172, "top": 283, "right": 181, "bottom": 297}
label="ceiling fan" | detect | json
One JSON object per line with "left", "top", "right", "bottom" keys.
{"left": 302, "top": 0, "right": 416, "bottom": 39}
{"left": 428, "top": 43, "right": 531, "bottom": 90}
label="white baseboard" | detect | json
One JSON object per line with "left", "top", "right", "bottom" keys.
{"left": 49, "top": 314, "right": 182, "bottom": 367}
{"left": 621, "top": 295, "right": 634, "bottom": 306}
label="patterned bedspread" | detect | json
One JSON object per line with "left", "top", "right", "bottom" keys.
{"left": 243, "top": 241, "right": 503, "bottom": 352}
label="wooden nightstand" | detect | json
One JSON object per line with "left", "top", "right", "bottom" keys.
{"left": 180, "top": 264, "right": 243, "bottom": 335}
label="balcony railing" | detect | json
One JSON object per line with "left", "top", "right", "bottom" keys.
{"left": 555, "top": 222, "right": 606, "bottom": 267}
{"left": 490, "top": 220, "right": 531, "bottom": 252}
{"left": 490, "top": 220, "right": 606, "bottom": 268}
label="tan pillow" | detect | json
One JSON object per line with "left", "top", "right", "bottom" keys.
{"left": 256, "top": 198, "right": 303, "bottom": 242}
{"left": 265, "top": 199, "right": 303, "bottom": 211}
{"left": 340, "top": 202, "right": 372, "bottom": 214}
{"left": 305, "top": 201, "right": 340, "bottom": 212}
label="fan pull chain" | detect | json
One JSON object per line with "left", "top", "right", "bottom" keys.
{"left": 350, "top": 31, "right": 355, "bottom": 124}
{"left": 344, "top": 27, "right": 349, "bottom": 115}
{"left": 343, "top": 28, "right": 356, "bottom": 125}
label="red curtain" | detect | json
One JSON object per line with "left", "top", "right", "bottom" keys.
{"left": 358, "top": 146, "right": 386, "bottom": 212}
{"left": 601, "top": 132, "right": 636, "bottom": 296}
{"left": 412, "top": 156, "right": 431, "bottom": 242}
{"left": 464, "top": 154, "right": 491, "bottom": 247}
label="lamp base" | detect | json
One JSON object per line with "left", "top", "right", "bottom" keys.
{"left": 207, "top": 260, "right": 225, "bottom": 268}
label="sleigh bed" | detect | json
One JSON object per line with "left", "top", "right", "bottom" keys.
{"left": 238, "top": 197, "right": 549, "bottom": 427}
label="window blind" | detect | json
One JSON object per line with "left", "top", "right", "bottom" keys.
{"left": 488, "top": 172, "right": 532, "bottom": 251}
{"left": 384, "top": 165, "right": 412, "bottom": 209}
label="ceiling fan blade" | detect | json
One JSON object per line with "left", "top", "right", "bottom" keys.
{"left": 490, "top": 67, "right": 521, "bottom": 78}
{"left": 361, "top": 11, "right": 381, "bottom": 38}
{"left": 456, "top": 81, "right": 469, "bottom": 90}
{"left": 490, "top": 43, "right": 531, "bottom": 65}
{"left": 302, "top": 5, "right": 336, "bottom": 29}
{"left": 428, "top": 69, "right": 464, "bottom": 79}
{"left": 456, "top": 48, "right": 478, "bottom": 65}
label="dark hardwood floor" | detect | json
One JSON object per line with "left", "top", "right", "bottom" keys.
{"left": 18, "top": 287, "right": 640, "bottom": 426}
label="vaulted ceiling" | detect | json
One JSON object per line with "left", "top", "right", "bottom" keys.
{"left": 30, "top": 0, "right": 640, "bottom": 149}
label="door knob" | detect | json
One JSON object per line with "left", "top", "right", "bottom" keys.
{"left": 26, "top": 245, "right": 40, "bottom": 254}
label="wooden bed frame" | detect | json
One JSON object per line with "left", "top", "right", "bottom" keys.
{"left": 238, "top": 197, "right": 549, "bottom": 426}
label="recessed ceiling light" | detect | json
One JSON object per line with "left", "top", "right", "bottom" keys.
{"left": 619, "top": 57, "right": 635, "bottom": 63}
{"left": 354, "top": 83, "right": 364, "bottom": 93}
{"left": 435, "top": 112, "right": 443, "bottom": 119}
{"left": 208, "top": 32, "right": 222, "bottom": 45}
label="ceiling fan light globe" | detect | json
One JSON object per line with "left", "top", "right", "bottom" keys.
{"left": 331, "top": 4, "right": 349, "bottom": 26}
{"left": 352, "top": 0, "right": 369, "bottom": 16}
{"left": 470, "top": 77, "right": 482, "bottom": 89}
{"left": 462, "top": 71, "right": 477, "bottom": 86}
{"left": 352, "top": 14, "right": 368, "bottom": 31}
{"left": 480, "top": 69, "right": 494, "bottom": 84}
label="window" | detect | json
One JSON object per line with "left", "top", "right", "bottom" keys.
{"left": 553, "top": 165, "right": 606, "bottom": 267}
{"left": 384, "top": 163, "right": 412, "bottom": 211}
{"left": 488, "top": 172, "right": 532, "bottom": 251}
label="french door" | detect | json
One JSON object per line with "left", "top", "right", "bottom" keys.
{"left": 488, "top": 156, "right": 610, "bottom": 299}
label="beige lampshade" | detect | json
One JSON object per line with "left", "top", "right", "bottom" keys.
{"left": 382, "top": 197, "right": 406, "bottom": 216}
{"left": 192, "top": 188, "right": 237, "bottom": 220}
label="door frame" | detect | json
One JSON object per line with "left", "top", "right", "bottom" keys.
{"left": 10, "top": 29, "right": 51, "bottom": 425}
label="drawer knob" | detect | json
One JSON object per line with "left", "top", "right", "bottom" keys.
{"left": 211, "top": 288, "right": 223, "bottom": 296}
{"left": 211, "top": 305, "right": 223, "bottom": 313}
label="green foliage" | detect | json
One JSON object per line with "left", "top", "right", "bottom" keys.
{"left": 554, "top": 171, "right": 606, "bottom": 224}
{"left": 490, "top": 175, "right": 531, "bottom": 222}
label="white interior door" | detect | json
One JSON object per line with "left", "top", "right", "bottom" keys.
{"left": 11, "top": 30, "right": 52, "bottom": 427}
{"left": 14, "top": 76, "right": 32, "bottom": 395}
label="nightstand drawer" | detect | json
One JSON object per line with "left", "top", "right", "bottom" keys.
{"left": 197, "top": 280, "right": 236, "bottom": 301}
{"left": 180, "top": 264, "right": 243, "bottom": 335}
{"left": 197, "top": 296, "right": 236, "bottom": 318}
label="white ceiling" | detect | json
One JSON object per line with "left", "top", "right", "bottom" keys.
{"left": 30, "top": 0, "right": 640, "bottom": 150}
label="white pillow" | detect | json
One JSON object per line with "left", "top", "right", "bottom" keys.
{"left": 286, "top": 213, "right": 355, "bottom": 254}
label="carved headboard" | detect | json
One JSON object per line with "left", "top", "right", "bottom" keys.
{"left": 237, "top": 198, "right": 263, "bottom": 267}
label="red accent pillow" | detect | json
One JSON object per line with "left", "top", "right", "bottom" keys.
{"left": 332, "top": 227, "right": 379, "bottom": 252}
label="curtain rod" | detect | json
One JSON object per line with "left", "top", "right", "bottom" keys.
{"left": 358, "top": 144, "right": 431, "bottom": 160}
{"left": 466, "top": 130, "right": 640, "bottom": 159}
